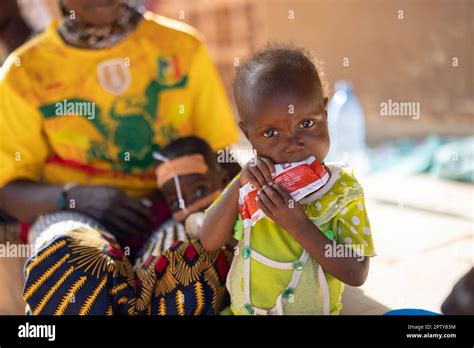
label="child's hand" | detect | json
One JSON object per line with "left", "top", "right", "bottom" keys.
{"left": 239, "top": 156, "right": 275, "bottom": 190}
{"left": 256, "top": 183, "right": 308, "bottom": 233}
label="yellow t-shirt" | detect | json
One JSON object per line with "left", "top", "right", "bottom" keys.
{"left": 0, "top": 12, "right": 238, "bottom": 197}
{"left": 209, "top": 164, "right": 376, "bottom": 315}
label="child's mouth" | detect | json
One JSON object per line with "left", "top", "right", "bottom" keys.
{"left": 278, "top": 153, "right": 313, "bottom": 164}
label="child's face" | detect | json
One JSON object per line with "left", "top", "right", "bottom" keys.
{"left": 239, "top": 84, "right": 330, "bottom": 164}
{"left": 161, "top": 171, "right": 225, "bottom": 215}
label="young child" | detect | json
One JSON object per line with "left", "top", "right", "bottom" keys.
{"left": 201, "top": 45, "right": 375, "bottom": 315}
{"left": 135, "top": 136, "right": 232, "bottom": 315}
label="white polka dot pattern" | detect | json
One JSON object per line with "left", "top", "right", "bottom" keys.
{"left": 352, "top": 216, "right": 360, "bottom": 226}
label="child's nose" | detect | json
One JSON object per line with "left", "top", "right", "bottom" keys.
{"left": 284, "top": 134, "right": 305, "bottom": 153}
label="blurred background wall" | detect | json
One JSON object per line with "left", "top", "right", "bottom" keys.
{"left": 149, "top": 0, "right": 473, "bottom": 145}
{"left": 4, "top": 0, "right": 471, "bottom": 146}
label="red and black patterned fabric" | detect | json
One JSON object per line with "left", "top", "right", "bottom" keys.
{"left": 22, "top": 218, "right": 231, "bottom": 315}
{"left": 135, "top": 220, "right": 231, "bottom": 315}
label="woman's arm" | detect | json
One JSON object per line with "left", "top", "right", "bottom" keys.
{"left": 0, "top": 180, "right": 63, "bottom": 223}
{"left": 0, "top": 180, "right": 154, "bottom": 237}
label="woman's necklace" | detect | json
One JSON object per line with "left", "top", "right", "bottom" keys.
{"left": 57, "top": 4, "right": 143, "bottom": 50}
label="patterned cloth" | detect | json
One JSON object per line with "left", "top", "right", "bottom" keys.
{"left": 24, "top": 226, "right": 136, "bottom": 315}
{"left": 135, "top": 220, "right": 231, "bottom": 315}
{"left": 23, "top": 214, "right": 230, "bottom": 315}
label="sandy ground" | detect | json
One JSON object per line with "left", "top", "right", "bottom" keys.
{"left": 341, "top": 173, "right": 473, "bottom": 314}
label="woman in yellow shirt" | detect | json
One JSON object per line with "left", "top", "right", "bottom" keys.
{"left": 0, "top": 0, "right": 239, "bottom": 314}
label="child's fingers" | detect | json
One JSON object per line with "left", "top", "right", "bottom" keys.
{"left": 254, "top": 158, "right": 273, "bottom": 184}
{"left": 256, "top": 194, "right": 273, "bottom": 217}
{"left": 262, "top": 184, "right": 285, "bottom": 206}
{"left": 271, "top": 183, "right": 293, "bottom": 202}
{"left": 259, "top": 157, "right": 276, "bottom": 179}
{"left": 247, "top": 164, "right": 266, "bottom": 189}
{"left": 257, "top": 189, "right": 277, "bottom": 210}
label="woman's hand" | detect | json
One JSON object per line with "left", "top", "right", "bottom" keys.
{"left": 239, "top": 156, "right": 275, "bottom": 190}
{"left": 67, "top": 185, "right": 154, "bottom": 238}
{"left": 256, "top": 183, "right": 309, "bottom": 233}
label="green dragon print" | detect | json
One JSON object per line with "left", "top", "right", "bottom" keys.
{"left": 39, "top": 58, "right": 188, "bottom": 174}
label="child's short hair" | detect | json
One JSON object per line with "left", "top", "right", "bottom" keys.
{"left": 158, "top": 136, "right": 218, "bottom": 170}
{"left": 233, "top": 43, "right": 328, "bottom": 118}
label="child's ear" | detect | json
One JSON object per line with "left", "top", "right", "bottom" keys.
{"left": 238, "top": 120, "right": 249, "bottom": 140}
{"left": 323, "top": 97, "right": 329, "bottom": 119}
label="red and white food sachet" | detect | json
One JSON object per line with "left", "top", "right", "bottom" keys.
{"left": 239, "top": 156, "right": 330, "bottom": 227}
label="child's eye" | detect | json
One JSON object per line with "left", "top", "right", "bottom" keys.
{"left": 300, "top": 120, "right": 315, "bottom": 128}
{"left": 193, "top": 186, "right": 208, "bottom": 199}
{"left": 263, "top": 129, "right": 280, "bottom": 138}
{"left": 190, "top": 185, "right": 210, "bottom": 203}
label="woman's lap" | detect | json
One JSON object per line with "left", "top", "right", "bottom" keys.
{"left": 136, "top": 238, "right": 231, "bottom": 315}
{"left": 23, "top": 214, "right": 230, "bottom": 315}
{"left": 24, "top": 224, "right": 136, "bottom": 315}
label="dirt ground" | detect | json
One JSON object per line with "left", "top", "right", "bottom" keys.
{"left": 341, "top": 173, "right": 473, "bottom": 314}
